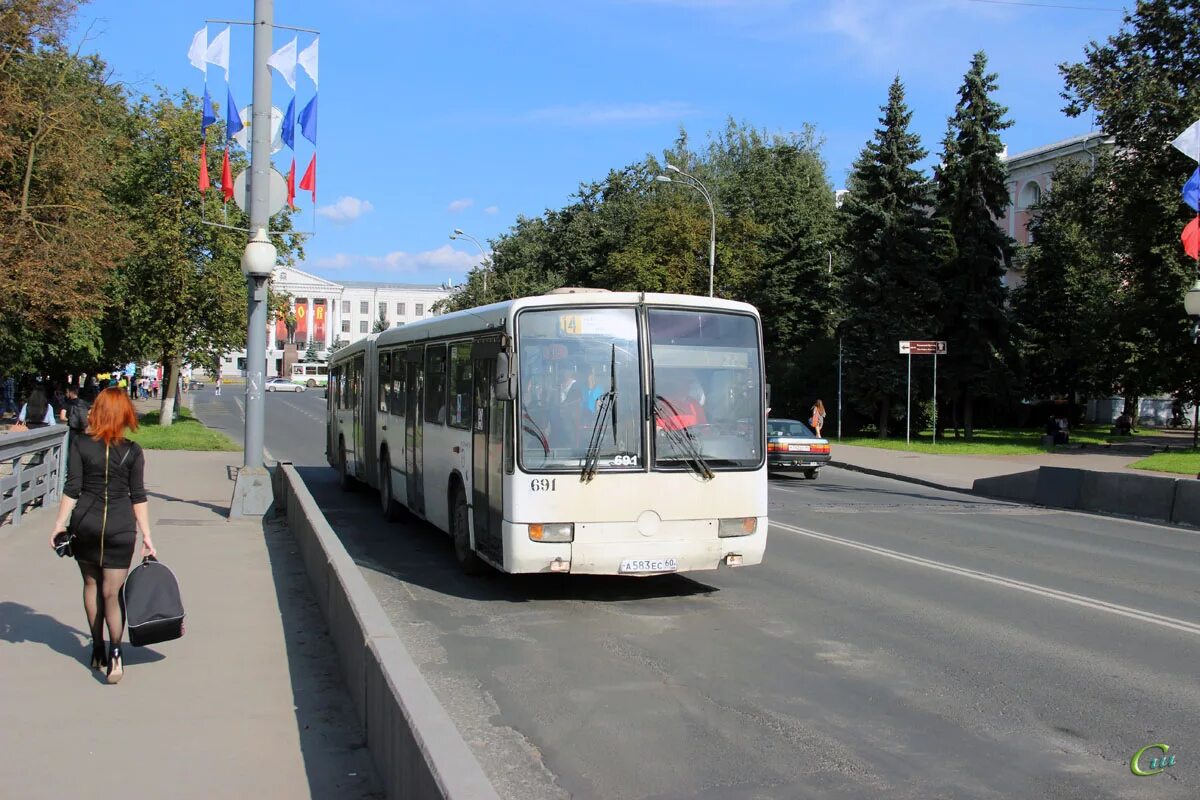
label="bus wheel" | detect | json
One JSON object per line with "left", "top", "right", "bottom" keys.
{"left": 307, "top": 378, "right": 317, "bottom": 388}
{"left": 451, "top": 486, "right": 485, "bottom": 575}
{"left": 379, "top": 453, "right": 402, "bottom": 521}
{"left": 338, "top": 438, "right": 355, "bottom": 491}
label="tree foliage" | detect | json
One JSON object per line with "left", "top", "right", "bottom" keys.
{"left": 0, "top": 0, "right": 131, "bottom": 373}
{"left": 1060, "top": 0, "right": 1200, "bottom": 410}
{"left": 839, "top": 77, "right": 939, "bottom": 437}
{"left": 932, "top": 52, "right": 1016, "bottom": 437}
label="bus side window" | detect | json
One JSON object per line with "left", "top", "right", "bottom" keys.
{"left": 424, "top": 344, "right": 447, "bottom": 425}
{"left": 378, "top": 351, "right": 391, "bottom": 414}
{"left": 448, "top": 341, "right": 472, "bottom": 430}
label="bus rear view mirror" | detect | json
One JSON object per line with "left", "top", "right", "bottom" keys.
{"left": 495, "top": 352, "right": 514, "bottom": 401}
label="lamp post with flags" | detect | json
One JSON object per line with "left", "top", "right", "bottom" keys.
{"left": 654, "top": 163, "right": 717, "bottom": 298}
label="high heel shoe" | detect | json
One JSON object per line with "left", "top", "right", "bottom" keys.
{"left": 106, "top": 644, "right": 123, "bottom": 685}
{"left": 90, "top": 641, "right": 108, "bottom": 671}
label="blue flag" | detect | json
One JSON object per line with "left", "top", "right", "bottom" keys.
{"left": 1185, "top": 168, "right": 1200, "bottom": 212}
{"left": 281, "top": 96, "right": 295, "bottom": 150}
{"left": 201, "top": 88, "right": 217, "bottom": 137}
{"left": 299, "top": 94, "right": 317, "bottom": 145}
{"left": 225, "top": 86, "right": 244, "bottom": 142}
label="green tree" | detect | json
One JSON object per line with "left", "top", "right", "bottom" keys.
{"left": 304, "top": 340, "right": 319, "bottom": 361}
{"left": 108, "top": 90, "right": 303, "bottom": 424}
{"left": 1013, "top": 158, "right": 1119, "bottom": 401}
{"left": 840, "top": 76, "right": 939, "bottom": 437}
{"left": 372, "top": 307, "right": 389, "bottom": 333}
{"left": 1060, "top": 0, "right": 1200, "bottom": 421}
{"left": 0, "top": 0, "right": 131, "bottom": 374}
{"left": 933, "top": 52, "right": 1015, "bottom": 438}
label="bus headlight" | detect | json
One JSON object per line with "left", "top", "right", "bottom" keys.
{"left": 718, "top": 517, "right": 757, "bottom": 538}
{"left": 529, "top": 523, "right": 574, "bottom": 542}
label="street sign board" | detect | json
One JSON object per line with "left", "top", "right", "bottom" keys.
{"left": 899, "top": 340, "right": 947, "bottom": 355}
{"left": 233, "top": 168, "right": 289, "bottom": 218}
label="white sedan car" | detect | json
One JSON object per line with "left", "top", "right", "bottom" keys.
{"left": 265, "top": 377, "right": 305, "bottom": 392}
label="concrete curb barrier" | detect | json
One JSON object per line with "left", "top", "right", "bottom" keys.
{"left": 970, "top": 469, "right": 1038, "bottom": 504}
{"left": 1172, "top": 480, "right": 1200, "bottom": 527}
{"left": 828, "top": 460, "right": 964, "bottom": 494}
{"left": 275, "top": 464, "right": 501, "bottom": 800}
{"left": 1078, "top": 470, "right": 1176, "bottom": 520}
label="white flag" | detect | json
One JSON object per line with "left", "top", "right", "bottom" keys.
{"left": 205, "top": 25, "right": 231, "bottom": 82}
{"left": 187, "top": 27, "right": 207, "bottom": 73}
{"left": 268, "top": 37, "right": 297, "bottom": 90}
{"left": 1172, "top": 119, "right": 1200, "bottom": 162}
{"left": 298, "top": 38, "right": 318, "bottom": 88}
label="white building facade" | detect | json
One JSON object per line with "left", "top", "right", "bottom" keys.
{"left": 219, "top": 268, "right": 452, "bottom": 378}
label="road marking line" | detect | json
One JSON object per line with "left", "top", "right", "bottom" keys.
{"left": 770, "top": 520, "right": 1200, "bottom": 637}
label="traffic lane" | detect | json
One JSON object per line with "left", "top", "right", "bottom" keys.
{"left": 759, "top": 514, "right": 1198, "bottom": 798}
{"left": 768, "top": 468, "right": 1200, "bottom": 631}
{"left": 189, "top": 386, "right": 328, "bottom": 467}
{"left": 300, "top": 464, "right": 1192, "bottom": 800}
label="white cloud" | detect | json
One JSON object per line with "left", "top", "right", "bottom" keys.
{"left": 519, "top": 101, "right": 696, "bottom": 126}
{"left": 308, "top": 245, "right": 478, "bottom": 273}
{"left": 484, "top": 205, "right": 499, "bottom": 215}
{"left": 447, "top": 198, "right": 474, "bottom": 213}
{"left": 316, "top": 196, "right": 374, "bottom": 223}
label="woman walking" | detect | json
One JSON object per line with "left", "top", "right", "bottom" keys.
{"left": 810, "top": 399, "right": 827, "bottom": 438}
{"left": 49, "top": 388, "right": 155, "bottom": 684}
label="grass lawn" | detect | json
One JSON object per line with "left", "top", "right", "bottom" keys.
{"left": 1130, "top": 450, "right": 1200, "bottom": 475}
{"left": 841, "top": 425, "right": 1157, "bottom": 456}
{"left": 128, "top": 406, "right": 240, "bottom": 452}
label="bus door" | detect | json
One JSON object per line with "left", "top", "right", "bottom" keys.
{"left": 404, "top": 346, "right": 425, "bottom": 516}
{"left": 471, "top": 339, "right": 505, "bottom": 564}
{"left": 353, "top": 355, "right": 366, "bottom": 478}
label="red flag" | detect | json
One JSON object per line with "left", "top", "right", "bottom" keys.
{"left": 1184, "top": 217, "right": 1200, "bottom": 259}
{"left": 286, "top": 158, "right": 296, "bottom": 209}
{"left": 298, "top": 154, "right": 316, "bottom": 202}
{"left": 221, "top": 149, "right": 234, "bottom": 203}
{"left": 198, "top": 141, "right": 210, "bottom": 193}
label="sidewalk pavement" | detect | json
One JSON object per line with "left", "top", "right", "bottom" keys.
{"left": 0, "top": 449, "right": 381, "bottom": 800}
{"left": 829, "top": 442, "right": 1148, "bottom": 492}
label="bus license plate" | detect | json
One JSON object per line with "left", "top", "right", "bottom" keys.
{"left": 619, "top": 558, "right": 678, "bottom": 574}
{"left": 788, "top": 444, "right": 810, "bottom": 452}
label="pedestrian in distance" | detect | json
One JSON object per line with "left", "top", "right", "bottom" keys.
{"left": 2, "top": 374, "right": 16, "bottom": 417}
{"left": 810, "top": 399, "right": 826, "bottom": 438}
{"left": 14, "top": 382, "right": 55, "bottom": 431}
{"left": 49, "top": 388, "right": 155, "bottom": 684}
{"left": 215, "top": 376, "right": 222, "bottom": 397}
{"left": 60, "top": 385, "right": 91, "bottom": 438}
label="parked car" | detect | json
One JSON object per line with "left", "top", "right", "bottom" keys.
{"left": 265, "top": 376, "right": 305, "bottom": 393}
{"left": 767, "top": 418, "right": 830, "bottom": 479}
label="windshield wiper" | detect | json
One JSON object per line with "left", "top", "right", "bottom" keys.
{"left": 653, "top": 395, "right": 714, "bottom": 481}
{"left": 581, "top": 344, "right": 619, "bottom": 483}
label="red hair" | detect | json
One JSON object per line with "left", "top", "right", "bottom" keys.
{"left": 88, "top": 387, "right": 139, "bottom": 444}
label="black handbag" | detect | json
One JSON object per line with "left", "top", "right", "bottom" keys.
{"left": 120, "top": 555, "right": 186, "bottom": 646}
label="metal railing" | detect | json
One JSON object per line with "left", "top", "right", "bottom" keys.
{"left": 0, "top": 426, "right": 68, "bottom": 527}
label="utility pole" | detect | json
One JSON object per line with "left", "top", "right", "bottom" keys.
{"left": 230, "top": 0, "right": 276, "bottom": 517}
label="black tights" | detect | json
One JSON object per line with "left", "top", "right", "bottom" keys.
{"left": 77, "top": 562, "right": 129, "bottom": 646}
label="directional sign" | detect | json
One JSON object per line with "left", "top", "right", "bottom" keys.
{"left": 899, "top": 340, "right": 947, "bottom": 355}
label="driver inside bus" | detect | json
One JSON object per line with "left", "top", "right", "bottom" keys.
{"left": 656, "top": 372, "right": 706, "bottom": 431}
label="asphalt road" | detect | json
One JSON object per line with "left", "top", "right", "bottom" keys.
{"left": 194, "top": 387, "right": 1200, "bottom": 800}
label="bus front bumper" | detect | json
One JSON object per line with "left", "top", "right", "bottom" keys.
{"left": 502, "top": 518, "right": 768, "bottom": 575}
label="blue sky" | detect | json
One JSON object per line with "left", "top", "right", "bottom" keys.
{"left": 76, "top": 0, "right": 1125, "bottom": 285}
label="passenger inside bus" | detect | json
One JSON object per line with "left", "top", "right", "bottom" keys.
{"left": 655, "top": 371, "right": 707, "bottom": 431}
{"left": 548, "top": 364, "right": 584, "bottom": 449}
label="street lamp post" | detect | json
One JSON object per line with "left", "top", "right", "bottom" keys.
{"left": 450, "top": 228, "right": 489, "bottom": 300}
{"left": 655, "top": 163, "right": 716, "bottom": 297}
{"left": 229, "top": 0, "right": 277, "bottom": 517}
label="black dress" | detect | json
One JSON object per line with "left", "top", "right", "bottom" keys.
{"left": 64, "top": 436, "right": 147, "bottom": 568}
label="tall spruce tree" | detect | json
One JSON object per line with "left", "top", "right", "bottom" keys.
{"left": 933, "top": 51, "right": 1015, "bottom": 438}
{"left": 840, "top": 77, "right": 939, "bottom": 437}
{"left": 1061, "top": 0, "right": 1200, "bottom": 420}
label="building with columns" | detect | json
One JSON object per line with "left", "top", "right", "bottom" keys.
{"left": 218, "top": 267, "right": 453, "bottom": 378}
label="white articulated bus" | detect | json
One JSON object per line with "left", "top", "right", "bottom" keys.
{"left": 326, "top": 289, "right": 768, "bottom": 575}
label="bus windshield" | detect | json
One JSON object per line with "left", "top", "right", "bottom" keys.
{"left": 518, "top": 307, "right": 643, "bottom": 472}
{"left": 648, "top": 308, "right": 763, "bottom": 470}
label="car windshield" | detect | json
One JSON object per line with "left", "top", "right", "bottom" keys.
{"left": 769, "top": 421, "right": 816, "bottom": 438}
{"left": 517, "top": 307, "right": 643, "bottom": 472}
{"left": 648, "top": 308, "right": 763, "bottom": 470}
